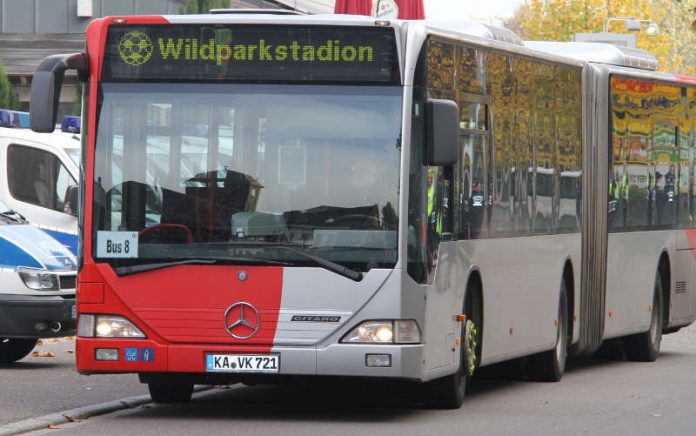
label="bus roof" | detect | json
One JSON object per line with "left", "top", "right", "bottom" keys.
{"left": 524, "top": 41, "right": 659, "bottom": 71}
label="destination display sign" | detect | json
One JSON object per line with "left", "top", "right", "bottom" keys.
{"left": 102, "top": 25, "right": 400, "bottom": 84}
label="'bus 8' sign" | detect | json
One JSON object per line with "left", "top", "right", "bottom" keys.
{"left": 96, "top": 231, "right": 139, "bottom": 258}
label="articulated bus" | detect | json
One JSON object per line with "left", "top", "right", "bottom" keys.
{"left": 30, "top": 13, "right": 696, "bottom": 408}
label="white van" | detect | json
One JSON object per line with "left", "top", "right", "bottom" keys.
{"left": 0, "top": 110, "right": 80, "bottom": 254}
{"left": 0, "top": 198, "right": 77, "bottom": 362}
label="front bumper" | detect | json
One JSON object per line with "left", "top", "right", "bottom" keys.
{"left": 76, "top": 339, "right": 426, "bottom": 381}
{"left": 0, "top": 294, "right": 76, "bottom": 338}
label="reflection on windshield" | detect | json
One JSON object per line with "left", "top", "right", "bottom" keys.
{"left": 93, "top": 83, "right": 402, "bottom": 271}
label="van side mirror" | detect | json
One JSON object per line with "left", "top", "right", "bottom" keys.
{"left": 30, "top": 53, "right": 87, "bottom": 133}
{"left": 64, "top": 185, "right": 79, "bottom": 216}
{"left": 425, "top": 99, "right": 458, "bottom": 166}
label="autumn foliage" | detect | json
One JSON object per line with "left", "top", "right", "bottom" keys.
{"left": 506, "top": 0, "right": 696, "bottom": 75}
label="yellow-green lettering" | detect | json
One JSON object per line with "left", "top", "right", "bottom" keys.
{"left": 234, "top": 44, "right": 247, "bottom": 60}
{"left": 302, "top": 45, "right": 315, "bottom": 61}
{"left": 342, "top": 46, "right": 357, "bottom": 62}
{"left": 359, "top": 45, "right": 373, "bottom": 62}
{"left": 290, "top": 41, "right": 300, "bottom": 61}
{"left": 159, "top": 38, "right": 183, "bottom": 60}
{"left": 276, "top": 45, "right": 288, "bottom": 61}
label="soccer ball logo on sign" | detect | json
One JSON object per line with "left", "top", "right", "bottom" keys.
{"left": 118, "top": 31, "right": 154, "bottom": 66}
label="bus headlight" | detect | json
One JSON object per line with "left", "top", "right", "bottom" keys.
{"left": 341, "top": 320, "right": 421, "bottom": 344}
{"left": 18, "top": 267, "right": 59, "bottom": 291}
{"left": 78, "top": 314, "right": 146, "bottom": 338}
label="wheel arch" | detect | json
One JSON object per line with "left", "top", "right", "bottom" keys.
{"left": 562, "top": 258, "right": 575, "bottom": 342}
{"left": 465, "top": 268, "right": 484, "bottom": 355}
{"left": 658, "top": 251, "right": 670, "bottom": 329}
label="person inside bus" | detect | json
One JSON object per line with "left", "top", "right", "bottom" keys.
{"left": 655, "top": 171, "right": 665, "bottom": 226}
{"left": 461, "top": 178, "right": 484, "bottom": 239}
{"left": 665, "top": 164, "right": 676, "bottom": 203}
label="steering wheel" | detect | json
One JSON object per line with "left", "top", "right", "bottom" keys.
{"left": 326, "top": 214, "right": 381, "bottom": 229}
{"left": 139, "top": 223, "right": 193, "bottom": 243}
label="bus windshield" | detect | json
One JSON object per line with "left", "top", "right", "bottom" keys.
{"left": 92, "top": 83, "right": 402, "bottom": 271}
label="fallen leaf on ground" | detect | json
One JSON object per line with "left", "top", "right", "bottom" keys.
{"left": 66, "top": 350, "right": 74, "bottom": 354}
{"left": 31, "top": 351, "right": 55, "bottom": 358}
{"left": 47, "top": 424, "right": 60, "bottom": 429}
{"left": 36, "top": 339, "right": 44, "bottom": 346}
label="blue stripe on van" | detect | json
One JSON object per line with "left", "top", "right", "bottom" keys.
{"left": 42, "top": 230, "right": 78, "bottom": 256}
{"left": 0, "top": 235, "right": 42, "bottom": 269}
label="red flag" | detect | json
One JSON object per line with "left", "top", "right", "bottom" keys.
{"left": 334, "top": 0, "right": 425, "bottom": 19}
{"left": 334, "top": 0, "right": 372, "bottom": 15}
{"left": 396, "top": 0, "right": 425, "bottom": 19}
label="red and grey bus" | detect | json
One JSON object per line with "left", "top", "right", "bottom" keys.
{"left": 30, "top": 12, "right": 696, "bottom": 408}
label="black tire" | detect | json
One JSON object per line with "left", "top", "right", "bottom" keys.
{"left": 528, "top": 281, "right": 568, "bottom": 382}
{"left": 0, "top": 338, "right": 38, "bottom": 363}
{"left": 148, "top": 382, "right": 194, "bottom": 403}
{"left": 624, "top": 273, "right": 663, "bottom": 362}
{"left": 423, "top": 283, "right": 482, "bottom": 409}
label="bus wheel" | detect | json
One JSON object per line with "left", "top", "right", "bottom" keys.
{"left": 624, "top": 273, "right": 663, "bottom": 362}
{"left": 423, "top": 284, "right": 481, "bottom": 409}
{"left": 147, "top": 382, "right": 194, "bottom": 403}
{"left": 528, "top": 281, "right": 568, "bottom": 382}
{"left": 423, "top": 362, "right": 466, "bottom": 409}
{"left": 0, "top": 338, "right": 38, "bottom": 363}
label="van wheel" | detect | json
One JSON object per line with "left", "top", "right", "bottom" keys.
{"left": 0, "top": 338, "right": 38, "bottom": 363}
{"left": 624, "top": 273, "right": 663, "bottom": 362}
{"left": 148, "top": 382, "right": 194, "bottom": 403}
{"left": 528, "top": 281, "right": 568, "bottom": 382}
{"left": 423, "top": 283, "right": 481, "bottom": 409}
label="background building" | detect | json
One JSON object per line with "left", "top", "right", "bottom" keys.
{"left": 0, "top": 0, "right": 336, "bottom": 114}
{"left": 0, "top": 0, "right": 187, "bottom": 113}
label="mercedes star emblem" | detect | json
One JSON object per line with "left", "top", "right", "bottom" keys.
{"left": 224, "top": 302, "right": 260, "bottom": 339}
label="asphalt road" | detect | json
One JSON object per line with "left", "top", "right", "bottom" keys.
{"left": 11, "top": 322, "right": 696, "bottom": 436}
{"left": 0, "top": 337, "right": 147, "bottom": 425}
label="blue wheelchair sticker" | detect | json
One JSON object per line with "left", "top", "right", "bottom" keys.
{"left": 125, "top": 348, "right": 139, "bottom": 362}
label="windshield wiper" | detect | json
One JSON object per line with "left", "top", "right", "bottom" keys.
{"left": 217, "top": 242, "right": 363, "bottom": 282}
{"left": 113, "top": 257, "right": 289, "bottom": 276}
{"left": 0, "top": 210, "right": 26, "bottom": 223}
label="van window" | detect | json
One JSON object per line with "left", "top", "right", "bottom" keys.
{"left": 7, "top": 144, "right": 77, "bottom": 213}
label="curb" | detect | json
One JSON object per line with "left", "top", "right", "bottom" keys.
{"left": 0, "top": 386, "right": 213, "bottom": 436}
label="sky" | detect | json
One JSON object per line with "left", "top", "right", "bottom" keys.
{"left": 424, "top": 0, "right": 524, "bottom": 21}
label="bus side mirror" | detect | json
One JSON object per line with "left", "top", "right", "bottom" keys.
{"left": 30, "top": 53, "right": 87, "bottom": 133}
{"left": 425, "top": 99, "right": 458, "bottom": 166}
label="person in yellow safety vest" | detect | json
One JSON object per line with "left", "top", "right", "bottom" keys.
{"left": 426, "top": 167, "right": 442, "bottom": 236}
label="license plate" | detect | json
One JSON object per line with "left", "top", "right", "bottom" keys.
{"left": 70, "top": 305, "right": 76, "bottom": 319}
{"left": 206, "top": 354, "right": 280, "bottom": 373}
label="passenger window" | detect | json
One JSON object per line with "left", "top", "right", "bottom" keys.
{"left": 7, "top": 144, "right": 77, "bottom": 214}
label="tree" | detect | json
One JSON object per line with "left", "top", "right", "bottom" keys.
{"left": 184, "top": 0, "right": 230, "bottom": 14}
{"left": 506, "top": 0, "right": 696, "bottom": 75}
{"left": 0, "top": 59, "right": 20, "bottom": 110}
